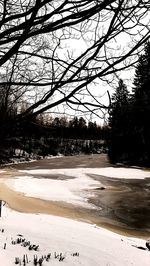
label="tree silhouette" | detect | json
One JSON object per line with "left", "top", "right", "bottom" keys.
{"left": 131, "top": 42, "right": 150, "bottom": 164}
{"left": 108, "top": 79, "right": 130, "bottom": 163}
{"left": 133, "top": 42, "right": 150, "bottom": 94}
{"left": 0, "top": 1, "right": 149, "bottom": 121}
{"left": 108, "top": 42, "right": 150, "bottom": 165}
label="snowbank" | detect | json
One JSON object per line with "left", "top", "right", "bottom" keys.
{"left": 0, "top": 205, "right": 150, "bottom": 266}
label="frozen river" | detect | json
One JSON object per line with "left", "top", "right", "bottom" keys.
{"left": 1, "top": 154, "right": 150, "bottom": 237}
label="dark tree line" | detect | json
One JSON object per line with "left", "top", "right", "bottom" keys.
{"left": 17, "top": 114, "right": 108, "bottom": 141}
{"left": 0, "top": 108, "right": 108, "bottom": 163}
{"left": 108, "top": 42, "right": 150, "bottom": 166}
{"left": 40, "top": 116, "right": 108, "bottom": 140}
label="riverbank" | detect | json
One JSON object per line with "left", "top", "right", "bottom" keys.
{"left": 1, "top": 204, "right": 150, "bottom": 266}
{"left": 2, "top": 153, "right": 111, "bottom": 170}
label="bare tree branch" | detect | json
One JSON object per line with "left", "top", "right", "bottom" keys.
{"left": 0, "top": 0, "right": 149, "bottom": 120}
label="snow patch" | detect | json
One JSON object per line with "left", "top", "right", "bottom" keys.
{"left": 19, "top": 167, "right": 150, "bottom": 179}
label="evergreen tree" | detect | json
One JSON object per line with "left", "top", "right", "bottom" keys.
{"left": 108, "top": 42, "right": 150, "bottom": 166}
{"left": 133, "top": 42, "right": 150, "bottom": 95}
{"left": 108, "top": 79, "right": 130, "bottom": 163}
{"left": 130, "top": 42, "right": 150, "bottom": 164}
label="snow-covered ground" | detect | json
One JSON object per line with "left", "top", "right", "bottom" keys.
{"left": 1, "top": 166, "right": 150, "bottom": 265}
{"left": 1, "top": 205, "right": 150, "bottom": 266}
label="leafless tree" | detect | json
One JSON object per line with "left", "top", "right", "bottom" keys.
{"left": 0, "top": 0, "right": 149, "bottom": 120}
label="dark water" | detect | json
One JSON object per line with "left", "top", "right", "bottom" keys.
{"left": 88, "top": 174, "right": 150, "bottom": 233}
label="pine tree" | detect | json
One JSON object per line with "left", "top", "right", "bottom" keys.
{"left": 130, "top": 42, "right": 150, "bottom": 165}
{"left": 108, "top": 79, "right": 130, "bottom": 163}
{"left": 111, "top": 79, "right": 129, "bottom": 106}
{"left": 108, "top": 43, "right": 150, "bottom": 166}
{"left": 133, "top": 42, "right": 150, "bottom": 95}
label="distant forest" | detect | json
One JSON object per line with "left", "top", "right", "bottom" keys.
{"left": 0, "top": 111, "right": 108, "bottom": 163}
{"left": 108, "top": 41, "right": 150, "bottom": 166}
